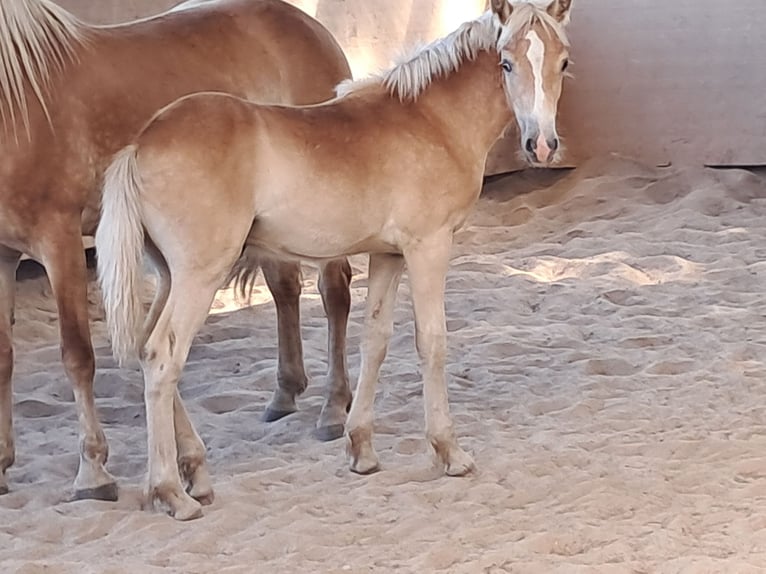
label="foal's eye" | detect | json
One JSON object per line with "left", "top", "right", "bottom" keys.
{"left": 501, "top": 59, "right": 513, "bottom": 73}
{"left": 562, "top": 59, "right": 570, "bottom": 72}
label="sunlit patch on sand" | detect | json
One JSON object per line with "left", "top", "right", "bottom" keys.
{"left": 502, "top": 252, "right": 703, "bottom": 285}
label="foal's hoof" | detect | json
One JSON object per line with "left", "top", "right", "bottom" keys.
{"left": 347, "top": 429, "right": 380, "bottom": 475}
{"left": 72, "top": 482, "right": 119, "bottom": 502}
{"left": 444, "top": 449, "right": 476, "bottom": 477}
{"left": 263, "top": 407, "right": 297, "bottom": 423}
{"left": 150, "top": 487, "right": 203, "bottom": 521}
{"left": 315, "top": 424, "right": 345, "bottom": 442}
{"left": 350, "top": 458, "right": 380, "bottom": 475}
{"left": 188, "top": 481, "right": 215, "bottom": 507}
{"left": 173, "top": 498, "right": 204, "bottom": 521}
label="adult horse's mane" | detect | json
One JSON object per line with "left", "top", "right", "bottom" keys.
{"left": 0, "top": 0, "right": 87, "bottom": 137}
{"left": 337, "top": 4, "right": 569, "bottom": 102}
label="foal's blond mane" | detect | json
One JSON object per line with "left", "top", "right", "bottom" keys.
{"left": 338, "top": 4, "right": 568, "bottom": 102}
{"left": 0, "top": 0, "right": 88, "bottom": 138}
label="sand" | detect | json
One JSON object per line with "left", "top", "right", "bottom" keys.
{"left": 2, "top": 157, "right": 766, "bottom": 573}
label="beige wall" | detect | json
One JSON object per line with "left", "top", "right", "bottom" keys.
{"left": 57, "top": 0, "right": 766, "bottom": 172}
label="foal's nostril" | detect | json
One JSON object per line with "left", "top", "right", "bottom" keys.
{"left": 525, "top": 138, "right": 536, "bottom": 154}
{"left": 548, "top": 138, "right": 559, "bottom": 153}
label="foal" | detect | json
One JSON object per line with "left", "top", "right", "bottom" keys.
{"left": 97, "top": 0, "right": 573, "bottom": 519}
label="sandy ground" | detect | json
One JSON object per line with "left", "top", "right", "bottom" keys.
{"left": 2, "top": 157, "right": 766, "bottom": 573}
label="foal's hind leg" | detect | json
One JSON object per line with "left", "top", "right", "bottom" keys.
{"left": 345, "top": 253, "right": 404, "bottom": 474}
{"left": 0, "top": 249, "right": 19, "bottom": 495}
{"left": 315, "top": 258, "right": 353, "bottom": 441}
{"left": 174, "top": 391, "right": 213, "bottom": 505}
{"left": 260, "top": 259, "right": 309, "bottom": 422}
{"left": 144, "top": 247, "right": 213, "bottom": 506}
{"left": 142, "top": 274, "right": 223, "bottom": 520}
{"left": 41, "top": 231, "right": 117, "bottom": 500}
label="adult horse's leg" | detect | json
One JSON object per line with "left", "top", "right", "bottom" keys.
{"left": 404, "top": 234, "right": 474, "bottom": 476}
{"left": 260, "top": 258, "right": 309, "bottom": 422}
{"left": 0, "top": 248, "right": 20, "bottom": 495}
{"left": 315, "top": 258, "right": 353, "bottom": 441}
{"left": 345, "top": 253, "right": 404, "bottom": 474}
{"left": 40, "top": 229, "right": 117, "bottom": 500}
{"left": 142, "top": 272, "right": 225, "bottom": 520}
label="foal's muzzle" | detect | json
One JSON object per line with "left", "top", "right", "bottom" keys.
{"left": 524, "top": 134, "right": 559, "bottom": 164}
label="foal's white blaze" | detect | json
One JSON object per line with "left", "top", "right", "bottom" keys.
{"left": 524, "top": 29, "right": 551, "bottom": 163}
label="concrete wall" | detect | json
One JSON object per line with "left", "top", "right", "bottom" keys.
{"left": 57, "top": 0, "right": 766, "bottom": 172}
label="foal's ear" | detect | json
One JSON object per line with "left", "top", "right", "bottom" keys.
{"left": 547, "top": 0, "right": 572, "bottom": 23}
{"left": 489, "top": 0, "right": 513, "bottom": 22}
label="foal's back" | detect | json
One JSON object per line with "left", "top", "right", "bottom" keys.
{"left": 132, "top": 80, "right": 483, "bottom": 264}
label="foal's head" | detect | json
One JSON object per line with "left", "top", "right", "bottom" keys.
{"left": 491, "top": 0, "right": 572, "bottom": 166}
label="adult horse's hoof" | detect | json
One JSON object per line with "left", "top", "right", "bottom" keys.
{"left": 263, "top": 407, "right": 296, "bottom": 423}
{"left": 315, "top": 424, "right": 345, "bottom": 442}
{"left": 72, "top": 482, "right": 119, "bottom": 502}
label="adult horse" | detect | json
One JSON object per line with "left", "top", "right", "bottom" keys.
{"left": 97, "top": 0, "right": 573, "bottom": 519}
{"left": 0, "top": 0, "right": 353, "bottom": 501}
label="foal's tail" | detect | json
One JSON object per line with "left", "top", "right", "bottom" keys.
{"left": 95, "top": 144, "right": 146, "bottom": 366}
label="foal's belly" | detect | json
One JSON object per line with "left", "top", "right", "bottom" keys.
{"left": 248, "top": 217, "right": 395, "bottom": 261}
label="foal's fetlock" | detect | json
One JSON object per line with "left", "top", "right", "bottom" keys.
{"left": 278, "top": 369, "right": 308, "bottom": 397}
{"left": 179, "top": 455, "right": 215, "bottom": 506}
{"left": 346, "top": 427, "right": 379, "bottom": 474}
{"left": 148, "top": 481, "right": 203, "bottom": 521}
{"left": 428, "top": 435, "right": 475, "bottom": 477}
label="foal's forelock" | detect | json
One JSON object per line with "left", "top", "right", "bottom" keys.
{"left": 0, "top": 0, "right": 87, "bottom": 140}
{"left": 496, "top": 4, "right": 569, "bottom": 52}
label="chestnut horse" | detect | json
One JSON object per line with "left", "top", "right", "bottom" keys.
{"left": 0, "top": 0, "right": 353, "bottom": 501}
{"left": 97, "top": 0, "right": 573, "bottom": 519}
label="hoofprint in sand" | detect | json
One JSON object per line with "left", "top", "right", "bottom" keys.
{"left": 3, "top": 157, "right": 766, "bottom": 572}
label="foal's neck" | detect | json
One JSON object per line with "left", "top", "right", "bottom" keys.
{"left": 417, "top": 50, "right": 513, "bottom": 160}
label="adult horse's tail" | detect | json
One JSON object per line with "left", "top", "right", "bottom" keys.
{"left": 95, "top": 145, "right": 146, "bottom": 366}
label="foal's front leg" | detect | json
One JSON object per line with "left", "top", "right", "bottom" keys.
{"left": 345, "top": 253, "right": 404, "bottom": 474}
{"left": 404, "top": 234, "right": 474, "bottom": 476}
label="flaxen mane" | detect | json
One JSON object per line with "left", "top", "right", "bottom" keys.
{"left": 0, "top": 0, "right": 87, "bottom": 138}
{"left": 337, "top": 4, "right": 568, "bottom": 102}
